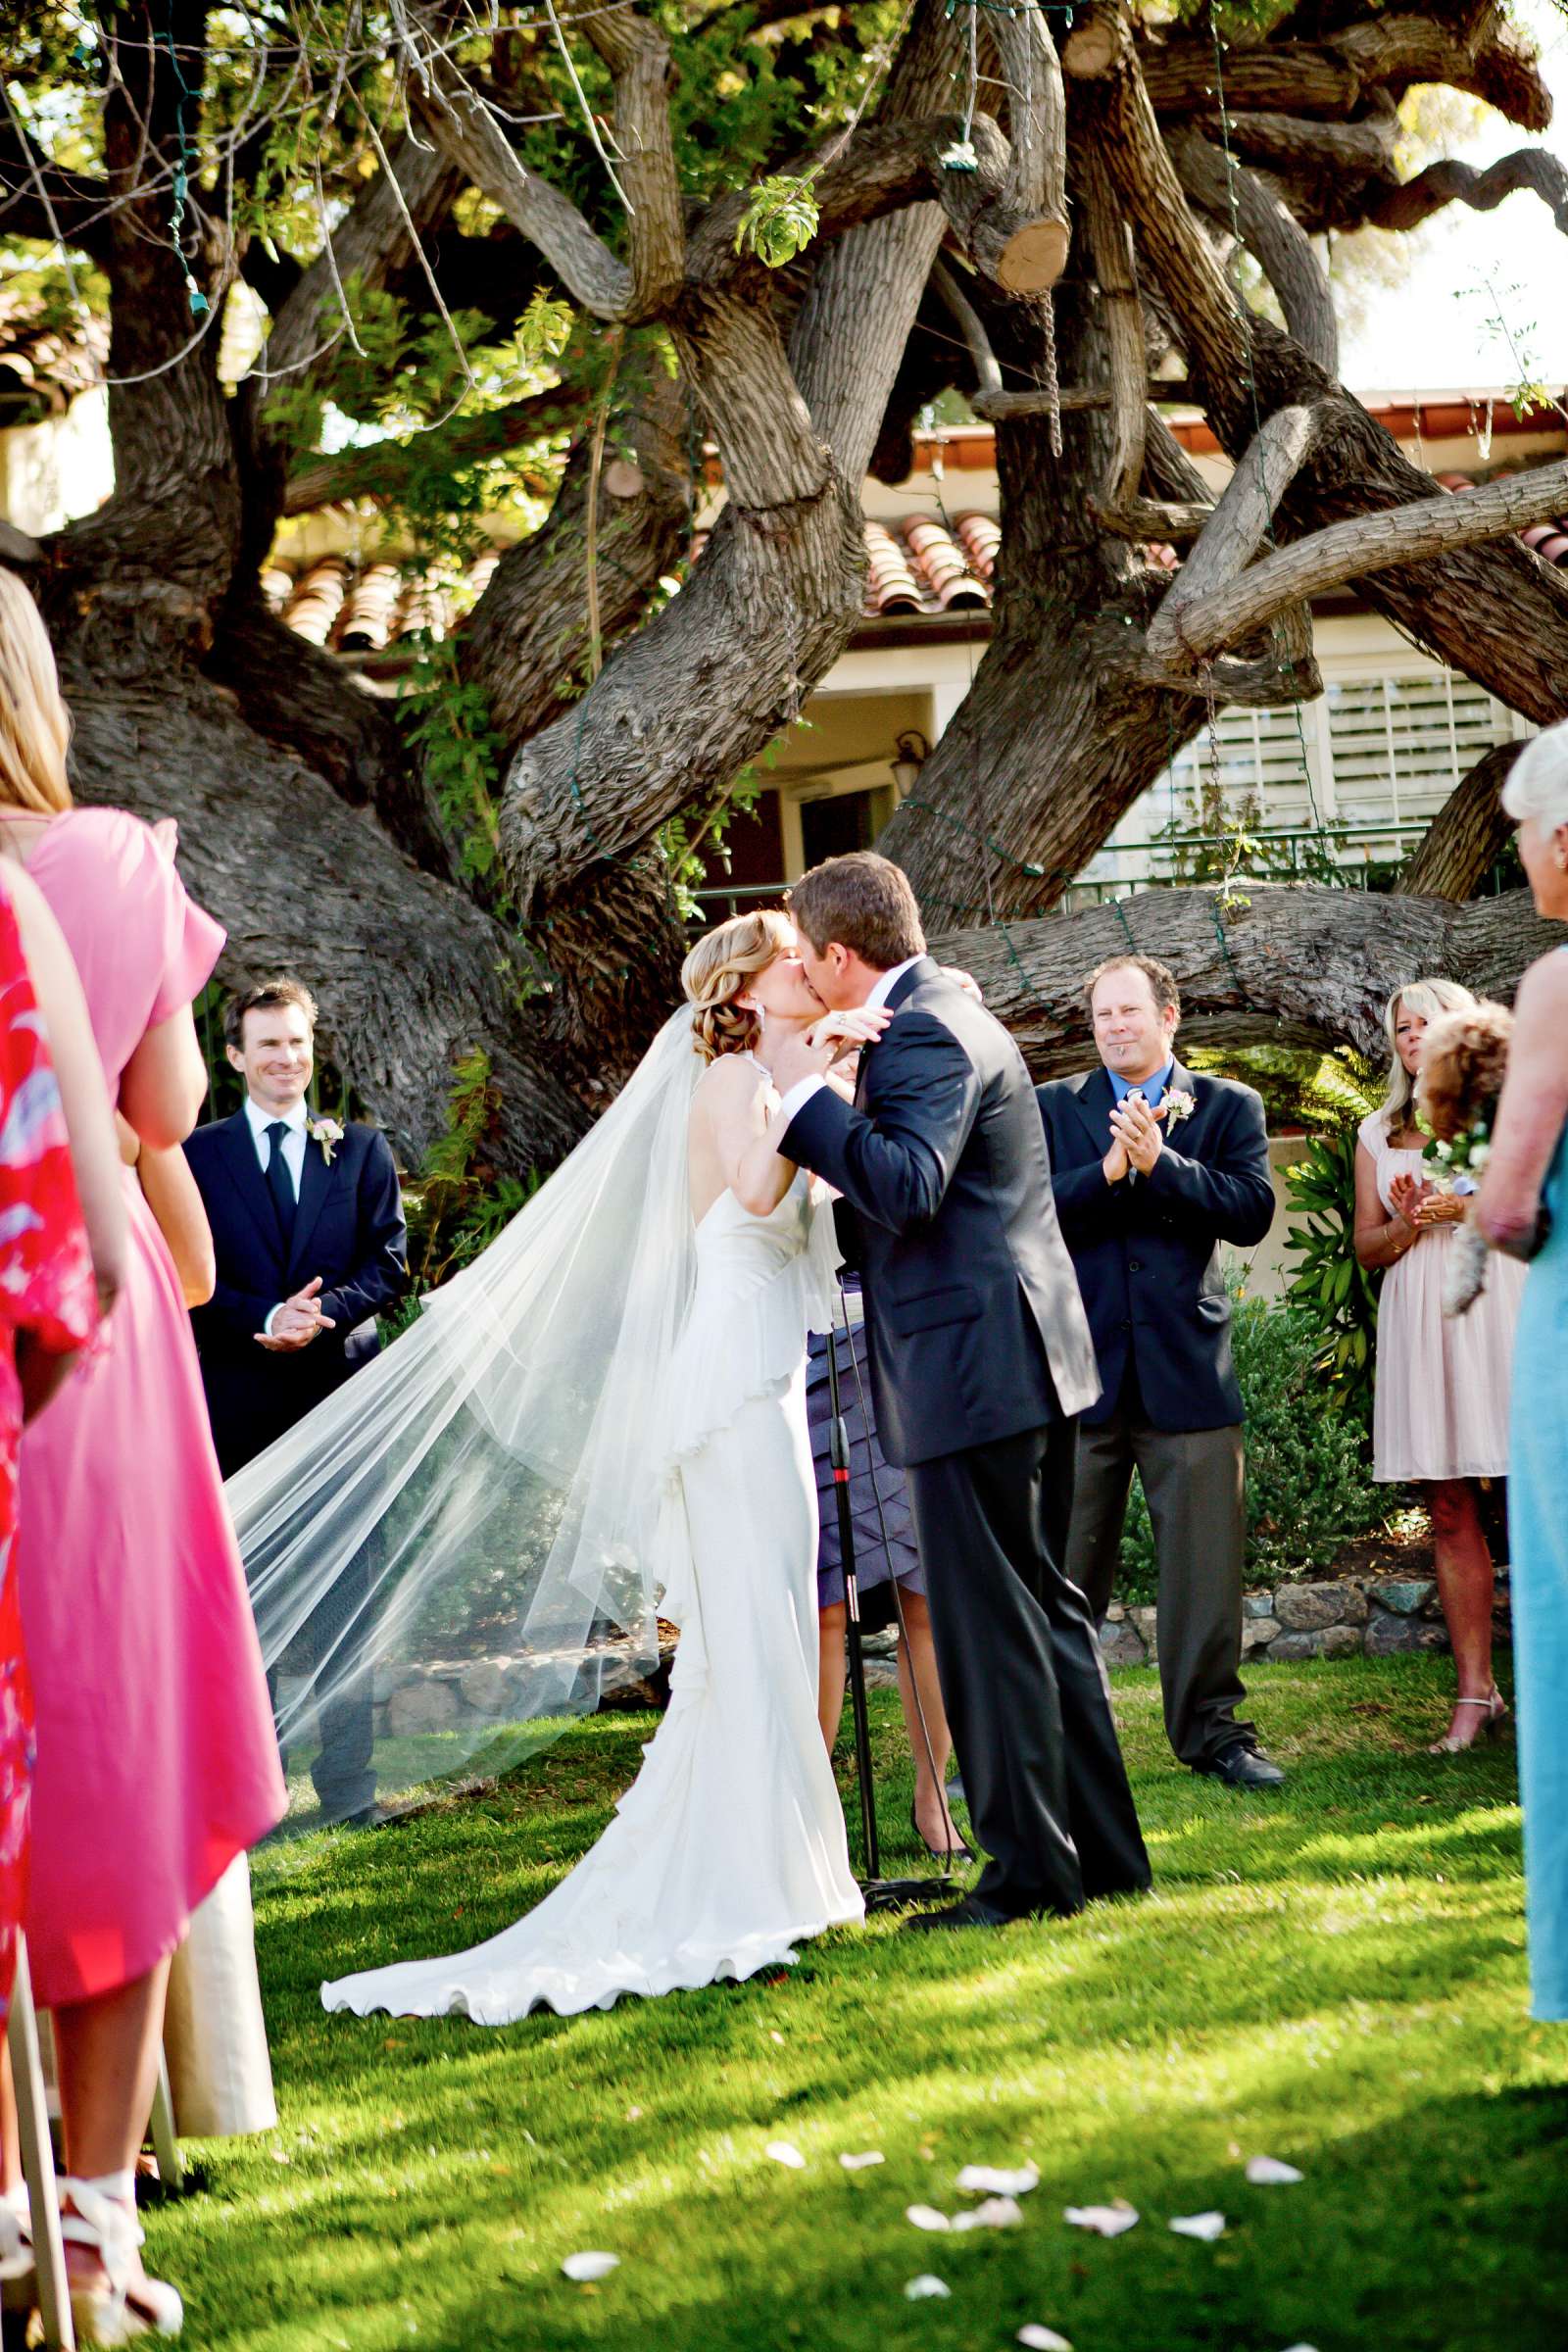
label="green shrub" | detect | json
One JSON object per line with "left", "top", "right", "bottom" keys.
{"left": 1116, "top": 1290, "right": 1390, "bottom": 1601}
{"left": 1280, "top": 1126, "right": 1382, "bottom": 1427}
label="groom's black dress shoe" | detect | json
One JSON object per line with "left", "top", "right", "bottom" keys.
{"left": 902, "top": 1894, "right": 1026, "bottom": 1933}
{"left": 336, "top": 1801, "right": 392, "bottom": 1830}
{"left": 1196, "top": 1743, "right": 1286, "bottom": 1790}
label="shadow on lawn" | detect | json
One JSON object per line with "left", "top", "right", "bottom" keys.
{"left": 357, "top": 2082, "right": 1568, "bottom": 2352}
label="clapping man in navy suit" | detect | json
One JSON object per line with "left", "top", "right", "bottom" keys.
{"left": 1037, "top": 955, "right": 1283, "bottom": 1790}
{"left": 184, "top": 978, "right": 407, "bottom": 1823}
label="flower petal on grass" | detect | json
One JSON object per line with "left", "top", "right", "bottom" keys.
{"left": 766, "top": 2141, "right": 807, "bottom": 2169}
{"left": 905, "top": 2204, "right": 953, "bottom": 2232}
{"left": 956, "top": 2162, "right": 1040, "bottom": 2197}
{"left": 840, "top": 2152, "right": 886, "bottom": 2172}
{"left": 904, "top": 2276, "right": 952, "bottom": 2300}
{"left": 1017, "top": 2328, "right": 1073, "bottom": 2350}
{"left": 1246, "top": 2155, "right": 1303, "bottom": 2184}
{"left": 561, "top": 2252, "right": 619, "bottom": 2282}
{"left": 1063, "top": 2202, "right": 1140, "bottom": 2237}
{"left": 952, "top": 2196, "right": 1024, "bottom": 2231}
{"left": 1169, "top": 2211, "right": 1227, "bottom": 2241}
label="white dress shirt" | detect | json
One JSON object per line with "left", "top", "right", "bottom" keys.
{"left": 244, "top": 1096, "right": 310, "bottom": 1334}
{"left": 244, "top": 1093, "right": 309, "bottom": 1198}
{"left": 777, "top": 955, "right": 925, "bottom": 1129}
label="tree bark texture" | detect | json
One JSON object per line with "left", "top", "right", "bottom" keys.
{"left": 929, "top": 884, "right": 1555, "bottom": 1076}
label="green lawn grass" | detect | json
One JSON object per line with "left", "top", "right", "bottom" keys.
{"left": 154, "top": 1658, "right": 1567, "bottom": 2352}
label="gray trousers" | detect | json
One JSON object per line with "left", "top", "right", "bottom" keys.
{"left": 1065, "top": 1403, "right": 1255, "bottom": 1769}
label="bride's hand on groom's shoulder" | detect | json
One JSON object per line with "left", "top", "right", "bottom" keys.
{"left": 803, "top": 1006, "right": 892, "bottom": 1062}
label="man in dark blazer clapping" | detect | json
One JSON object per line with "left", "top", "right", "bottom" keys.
{"left": 1038, "top": 954, "right": 1283, "bottom": 1789}
{"left": 184, "top": 977, "right": 407, "bottom": 1823}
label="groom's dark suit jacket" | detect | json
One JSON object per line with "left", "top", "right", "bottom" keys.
{"left": 782, "top": 957, "right": 1099, "bottom": 1467}
{"left": 1036, "top": 1062, "right": 1274, "bottom": 1432}
{"left": 183, "top": 1110, "right": 407, "bottom": 1478}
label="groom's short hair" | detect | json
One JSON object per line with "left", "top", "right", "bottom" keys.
{"left": 789, "top": 853, "right": 925, "bottom": 971}
{"left": 224, "top": 976, "right": 318, "bottom": 1051}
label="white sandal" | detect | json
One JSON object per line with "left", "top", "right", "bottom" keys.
{"left": 0, "top": 2186, "right": 36, "bottom": 2310}
{"left": 1429, "top": 1690, "right": 1508, "bottom": 1755}
{"left": 59, "top": 2176, "right": 183, "bottom": 2344}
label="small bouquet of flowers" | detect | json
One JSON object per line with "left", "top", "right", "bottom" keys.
{"left": 1414, "top": 1002, "right": 1512, "bottom": 1318}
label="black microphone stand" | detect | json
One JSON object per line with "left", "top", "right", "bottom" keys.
{"left": 824, "top": 1289, "right": 953, "bottom": 1913}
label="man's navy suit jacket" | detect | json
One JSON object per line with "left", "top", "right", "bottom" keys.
{"left": 183, "top": 1110, "right": 407, "bottom": 1477}
{"left": 1036, "top": 1061, "right": 1275, "bottom": 1432}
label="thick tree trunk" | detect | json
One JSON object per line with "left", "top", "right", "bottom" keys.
{"left": 1395, "top": 743, "right": 1521, "bottom": 901}
{"left": 930, "top": 884, "right": 1555, "bottom": 1074}
{"left": 59, "top": 664, "right": 588, "bottom": 1170}
{"left": 881, "top": 284, "right": 1209, "bottom": 922}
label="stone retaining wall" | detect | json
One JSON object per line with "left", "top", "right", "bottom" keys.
{"left": 1099, "top": 1572, "right": 1511, "bottom": 1668}
{"left": 282, "top": 1575, "right": 1513, "bottom": 1742}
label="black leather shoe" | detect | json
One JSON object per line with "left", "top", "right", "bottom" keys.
{"left": 1198, "top": 1744, "right": 1286, "bottom": 1790}
{"left": 902, "top": 1894, "right": 1024, "bottom": 1933}
{"left": 335, "top": 1800, "right": 391, "bottom": 1829}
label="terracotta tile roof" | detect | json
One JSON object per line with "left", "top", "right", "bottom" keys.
{"left": 266, "top": 514, "right": 1003, "bottom": 653}
{"left": 0, "top": 295, "right": 109, "bottom": 422}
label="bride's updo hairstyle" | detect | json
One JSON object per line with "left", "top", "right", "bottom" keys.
{"left": 682, "top": 907, "right": 795, "bottom": 1064}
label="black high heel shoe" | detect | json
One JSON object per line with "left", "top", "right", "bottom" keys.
{"left": 910, "top": 1801, "right": 974, "bottom": 1868}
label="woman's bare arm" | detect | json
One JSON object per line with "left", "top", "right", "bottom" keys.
{"left": 123, "top": 1119, "right": 217, "bottom": 1305}
{"left": 119, "top": 1002, "right": 209, "bottom": 1151}
{"left": 1352, "top": 1138, "right": 1419, "bottom": 1272}
{"left": 6, "top": 859, "right": 126, "bottom": 1317}
{"left": 1477, "top": 951, "right": 1568, "bottom": 1254}
{"left": 693, "top": 1055, "right": 797, "bottom": 1222}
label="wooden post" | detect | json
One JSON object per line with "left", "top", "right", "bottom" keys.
{"left": 8, "top": 1936, "right": 74, "bottom": 2350}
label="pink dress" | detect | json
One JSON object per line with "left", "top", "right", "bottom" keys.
{"left": 18, "top": 808, "right": 285, "bottom": 2007}
{"left": 1357, "top": 1110, "right": 1527, "bottom": 1485}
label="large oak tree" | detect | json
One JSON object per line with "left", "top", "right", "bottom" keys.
{"left": 1, "top": 0, "right": 1564, "bottom": 1163}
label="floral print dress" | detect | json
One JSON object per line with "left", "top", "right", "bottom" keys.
{"left": 0, "top": 883, "right": 97, "bottom": 2018}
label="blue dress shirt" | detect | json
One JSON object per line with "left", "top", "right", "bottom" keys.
{"left": 1109, "top": 1058, "right": 1175, "bottom": 1110}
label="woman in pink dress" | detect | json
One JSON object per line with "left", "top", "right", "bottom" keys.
{"left": 1354, "top": 977, "right": 1526, "bottom": 1754}
{"left": 0, "top": 573, "right": 284, "bottom": 2341}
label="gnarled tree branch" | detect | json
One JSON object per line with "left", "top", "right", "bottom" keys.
{"left": 1064, "top": 6, "right": 1247, "bottom": 391}
{"left": 1170, "top": 128, "right": 1339, "bottom": 376}
{"left": 929, "top": 883, "right": 1558, "bottom": 1077}
{"left": 1152, "top": 457, "right": 1568, "bottom": 669}
{"left": 1366, "top": 145, "right": 1568, "bottom": 238}
{"left": 1394, "top": 741, "right": 1521, "bottom": 900}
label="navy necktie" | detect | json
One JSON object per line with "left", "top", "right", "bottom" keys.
{"left": 266, "top": 1120, "right": 297, "bottom": 1247}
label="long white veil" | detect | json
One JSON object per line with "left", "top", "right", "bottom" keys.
{"left": 231, "top": 1008, "right": 705, "bottom": 1821}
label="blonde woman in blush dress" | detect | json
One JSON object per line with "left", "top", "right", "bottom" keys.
{"left": 1353, "top": 979, "right": 1526, "bottom": 1753}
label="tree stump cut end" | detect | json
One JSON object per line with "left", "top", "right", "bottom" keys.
{"left": 995, "top": 218, "right": 1072, "bottom": 294}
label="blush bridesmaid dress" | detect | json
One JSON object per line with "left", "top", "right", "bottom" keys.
{"left": 18, "top": 807, "right": 284, "bottom": 2012}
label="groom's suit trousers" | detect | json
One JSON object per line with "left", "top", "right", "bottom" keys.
{"left": 906, "top": 1420, "right": 1152, "bottom": 1920}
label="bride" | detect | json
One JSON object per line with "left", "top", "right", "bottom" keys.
{"left": 314, "top": 909, "right": 876, "bottom": 2022}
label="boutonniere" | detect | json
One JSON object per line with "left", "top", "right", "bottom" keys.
{"left": 1159, "top": 1087, "right": 1197, "bottom": 1130}
{"left": 307, "top": 1114, "right": 344, "bottom": 1166}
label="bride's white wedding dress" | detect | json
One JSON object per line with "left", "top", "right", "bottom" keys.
{"left": 320, "top": 1171, "right": 864, "bottom": 2025}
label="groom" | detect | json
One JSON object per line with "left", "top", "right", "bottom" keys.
{"left": 772, "top": 854, "right": 1151, "bottom": 1929}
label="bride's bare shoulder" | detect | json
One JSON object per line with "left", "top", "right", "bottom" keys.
{"left": 695, "top": 1051, "right": 762, "bottom": 1099}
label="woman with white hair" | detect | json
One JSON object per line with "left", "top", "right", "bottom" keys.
{"left": 1478, "top": 715, "right": 1568, "bottom": 2023}
{"left": 1353, "top": 978, "right": 1526, "bottom": 1752}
